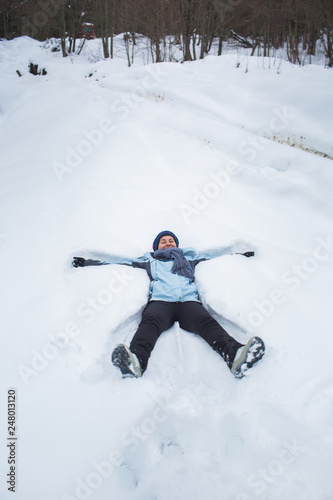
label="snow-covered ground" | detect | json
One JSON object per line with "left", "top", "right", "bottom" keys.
{"left": 1, "top": 36, "right": 333, "bottom": 500}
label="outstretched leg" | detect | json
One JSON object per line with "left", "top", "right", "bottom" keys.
{"left": 128, "top": 301, "right": 176, "bottom": 373}
{"left": 176, "top": 301, "right": 243, "bottom": 369}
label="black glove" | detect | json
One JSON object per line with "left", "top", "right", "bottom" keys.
{"left": 242, "top": 251, "right": 255, "bottom": 258}
{"left": 72, "top": 257, "right": 86, "bottom": 268}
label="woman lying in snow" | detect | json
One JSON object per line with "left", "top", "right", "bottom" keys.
{"left": 72, "top": 230, "right": 265, "bottom": 379}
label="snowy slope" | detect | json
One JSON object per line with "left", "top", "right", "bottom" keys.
{"left": 1, "top": 37, "right": 333, "bottom": 500}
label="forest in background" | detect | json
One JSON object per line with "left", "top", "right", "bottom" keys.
{"left": 1, "top": 0, "right": 333, "bottom": 66}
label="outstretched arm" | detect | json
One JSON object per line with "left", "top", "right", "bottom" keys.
{"left": 72, "top": 257, "right": 109, "bottom": 267}
{"left": 185, "top": 239, "right": 256, "bottom": 263}
{"left": 72, "top": 253, "right": 150, "bottom": 269}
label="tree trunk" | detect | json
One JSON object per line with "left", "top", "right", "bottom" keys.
{"left": 218, "top": 36, "right": 223, "bottom": 56}
{"left": 183, "top": 33, "right": 192, "bottom": 61}
{"left": 102, "top": 36, "right": 109, "bottom": 58}
{"left": 61, "top": 37, "right": 67, "bottom": 58}
{"left": 60, "top": 4, "right": 67, "bottom": 57}
{"left": 124, "top": 33, "right": 131, "bottom": 67}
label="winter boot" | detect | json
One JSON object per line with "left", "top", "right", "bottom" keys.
{"left": 231, "top": 336, "right": 265, "bottom": 379}
{"left": 112, "top": 344, "right": 142, "bottom": 378}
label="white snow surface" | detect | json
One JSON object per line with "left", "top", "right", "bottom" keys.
{"left": 1, "top": 37, "right": 333, "bottom": 500}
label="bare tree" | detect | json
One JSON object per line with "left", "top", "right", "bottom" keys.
{"left": 175, "top": 0, "right": 197, "bottom": 61}
{"left": 140, "top": 0, "right": 172, "bottom": 62}
{"left": 0, "top": 0, "right": 18, "bottom": 38}
{"left": 320, "top": 0, "right": 333, "bottom": 67}
{"left": 1, "top": 0, "right": 333, "bottom": 67}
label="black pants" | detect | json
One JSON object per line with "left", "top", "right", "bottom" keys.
{"left": 129, "top": 301, "right": 243, "bottom": 373}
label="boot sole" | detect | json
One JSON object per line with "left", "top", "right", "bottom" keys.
{"left": 232, "top": 336, "right": 265, "bottom": 379}
{"left": 111, "top": 344, "right": 141, "bottom": 378}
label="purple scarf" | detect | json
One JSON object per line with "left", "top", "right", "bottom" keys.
{"left": 153, "top": 248, "right": 194, "bottom": 280}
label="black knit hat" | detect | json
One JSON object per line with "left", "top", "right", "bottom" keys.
{"left": 153, "top": 231, "right": 179, "bottom": 251}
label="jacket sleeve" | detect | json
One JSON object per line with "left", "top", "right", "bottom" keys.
{"left": 76, "top": 253, "right": 151, "bottom": 269}
{"left": 83, "top": 256, "right": 135, "bottom": 266}
{"left": 184, "top": 239, "right": 256, "bottom": 264}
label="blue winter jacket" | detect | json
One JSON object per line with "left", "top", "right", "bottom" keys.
{"left": 83, "top": 241, "right": 252, "bottom": 303}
